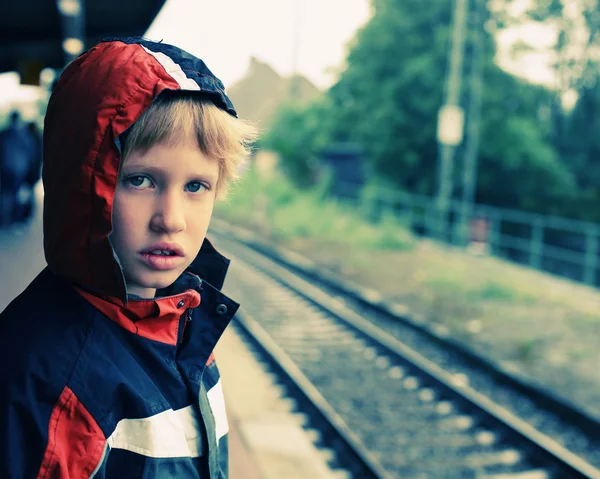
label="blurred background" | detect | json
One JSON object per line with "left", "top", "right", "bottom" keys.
{"left": 1, "top": 0, "right": 600, "bottom": 478}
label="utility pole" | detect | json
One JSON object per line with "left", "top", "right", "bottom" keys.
{"left": 290, "top": 0, "right": 302, "bottom": 99}
{"left": 436, "top": 0, "right": 468, "bottom": 241}
{"left": 458, "top": 0, "right": 485, "bottom": 246}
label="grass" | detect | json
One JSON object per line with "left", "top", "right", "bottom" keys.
{"left": 216, "top": 170, "right": 600, "bottom": 313}
{"left": 216, "top": 170, "right": 415, "bottom": 252}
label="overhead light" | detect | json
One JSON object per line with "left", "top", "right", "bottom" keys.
{"left": 63, "top": 38, "right": 84, "bottom": 56}
{"left": 40, "top": 68, "right": 57, "bottom": 87}
{"left": 57, "top": 0, "right": 81, "bottom": 16}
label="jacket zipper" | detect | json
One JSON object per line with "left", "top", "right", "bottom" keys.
{"left": 177, "top": 308, "right": 193, "bottom": 346}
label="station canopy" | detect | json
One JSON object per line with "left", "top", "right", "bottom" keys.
{"left": 0, "top": 0, "right": 166, "bottom": 82}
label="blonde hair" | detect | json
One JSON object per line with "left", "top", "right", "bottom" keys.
{"left": 121, "top": 92, "right": 257, "bottom": 197}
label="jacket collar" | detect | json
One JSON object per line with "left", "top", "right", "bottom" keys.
{"left": 181, "top": 237, "right": 230, "bottom": 291}
{"left": 74, "top": 237, "right": 231, "bottom": 346}
{"left": 76, "top": 286, "right": 200, "bottom": 346}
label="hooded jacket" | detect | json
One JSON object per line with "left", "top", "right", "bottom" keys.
{"left": 0, "top": 38, "right": 240, "bottom": 478}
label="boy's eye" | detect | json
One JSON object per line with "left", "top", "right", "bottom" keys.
{"left": 186, "top": 181, "right": 208, "bottom": 193}
{"left": 126, "top": 176, "right": 152, "bottom": 189}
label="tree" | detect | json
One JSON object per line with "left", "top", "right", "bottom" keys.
{"left": 475, "top": 61, "right": 576, "bottom": 213}
{"left": 323, "top": 0, "right": 576, "bottom": 212}
{"left": 261, "top": 100, "right": 329, "bottom": 186}
{"left": 561, "top": 83, "right": 600, "bottom": 221}
{"left": 491, "top": 0, "right": 600, "bottom": 220}
{"left": 265, "top": 0, "right": 580, "bottom": 216}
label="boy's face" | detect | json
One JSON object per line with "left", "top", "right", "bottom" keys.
{"left": 111, "top": 140, "right": 220, "bottom": 298}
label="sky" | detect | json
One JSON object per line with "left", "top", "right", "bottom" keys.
{"left": 144, "top": 0, "right": 560, "bottom": 91}
{"left": 0, "top": 0, "right": 373, "bottom": 114}
{"left": 496, "top": 22, "right": 556, "bottom": 86}
{"left": 144, "top": 0, "right": 373, "bottom": 90}
{"left": 0, "top": 0, "right": 561, "bottom": 116}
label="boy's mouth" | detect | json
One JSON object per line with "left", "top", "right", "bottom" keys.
{"left": 139, "top": 243, "right": 185, "bottom": 271}
{"left": 140, "top": 242, "right": 184, "bottom": 257}
{"left": 149, "top": 250, "right": 178, "bottom": 256}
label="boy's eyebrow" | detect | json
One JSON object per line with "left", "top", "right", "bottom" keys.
{"left": 120, "top": 164, "right": 218, "bottom": 181}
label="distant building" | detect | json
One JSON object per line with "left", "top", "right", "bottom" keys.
{"left": 318, "top": 143, "right": 366, "bottom": 196}
{"left": 227, "top": 57, "right": 321, "bottom": 127}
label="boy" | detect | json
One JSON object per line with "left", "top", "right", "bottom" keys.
{"left": 0, "top": 37, "right": 256, "bottom": 478}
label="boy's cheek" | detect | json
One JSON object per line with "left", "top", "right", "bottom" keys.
{"left": 114, "top": 193, "right": 148, "bottom": 222}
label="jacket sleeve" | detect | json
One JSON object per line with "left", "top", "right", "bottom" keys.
{"left": 0, "top": 272, "right": 109, "bottom": 478}
{"left": 0, "top": 376, "right": 106, "bottom": 478}
{"left": 0, "top": 384, "right": 46, "bottom": 478}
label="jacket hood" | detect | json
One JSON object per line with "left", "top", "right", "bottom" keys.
{"left": 42, "top": 37, "right": 236, "bottom": 302}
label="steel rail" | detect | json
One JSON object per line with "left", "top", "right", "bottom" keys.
{"left": 217, "top": 231, "right": 600, "bottom": 479}
{"left": 233, "top": 311, "right": 394, "bottom": 479}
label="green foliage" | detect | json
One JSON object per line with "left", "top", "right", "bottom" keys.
{"left": 260, "top": 100, "right": 329, "bottom": 187}
{"left": 259, "top": 0, "right": 600, "bottom": 224}
{"left": 476, "top": 281, "right": 520, "bottom": 301}
{"left": 424, "top": 274, "right": 536, "bottom": 304}
{"left": 471, "top": 280, "right": 537, "bottom": 303}
{"left": 557, "top": 83, "right": 600, "bottom": 222}
{"left": 215, "top": 170, "right": 415, "bottom": 251}
{"left": 493, "top": 0, "right": 600, "bottom": 221}
{"left": 262, "top": 0, "right": 584, "bottom": 218}
{"left": 515, "top": 337, "right": 542, "bottom": 363}
{"left": 322, "top": 0, "right": 450, "bottom": 193}
{"left": 476, "top": 81, "right": 577, "bottom": 213}
{"left": 341, "top": 0, "right": 577, "bottom": 211}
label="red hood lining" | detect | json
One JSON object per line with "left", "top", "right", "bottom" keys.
{"left": 43, "top": 40, "right": 182, "bottom": 303}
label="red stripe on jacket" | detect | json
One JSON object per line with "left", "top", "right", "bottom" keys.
{"left": 37, "top": 386, "right": 106, "bottom": 479}
{"left": 206, "top": 352, "right": 216, "bottom": 367}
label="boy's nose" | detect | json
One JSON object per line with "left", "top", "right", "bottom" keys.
{"left": 150, "top": 193, "right": 186, "bottom": 233}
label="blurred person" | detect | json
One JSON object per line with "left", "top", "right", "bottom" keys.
{"left": 0, "top": 111, "right": 36, "bottom": 229}
{"left": 0, "top": 38, "right": 256, "bottom": 478}
{"left": 12, "top": 121, "right": 43, "bottom": 224}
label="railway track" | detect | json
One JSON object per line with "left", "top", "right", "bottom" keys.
{"left": 214, "top": 231, "right": 600, "bottom": 479}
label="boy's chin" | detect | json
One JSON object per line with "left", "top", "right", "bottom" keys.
{"left": 136, "top": 270, "right": 184, "bottom": 290}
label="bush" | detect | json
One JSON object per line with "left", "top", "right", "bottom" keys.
{"left": 215, "top": 168, "right": 415, "bottom": 252}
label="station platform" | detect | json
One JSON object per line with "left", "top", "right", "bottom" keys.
{"left": 0, "top": 188, "right": 342, "bottom": 479}
{"left": 217, "top": 325, "right": 346, "bottom": 479}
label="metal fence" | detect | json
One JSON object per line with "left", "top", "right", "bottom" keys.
{"left": 333, "top": 181, "right": 600, "bottom": 288}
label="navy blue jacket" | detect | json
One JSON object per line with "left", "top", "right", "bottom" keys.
{"left": 0, "top": 249, "right": 237, "bottom": 478}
